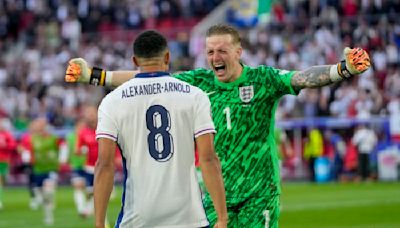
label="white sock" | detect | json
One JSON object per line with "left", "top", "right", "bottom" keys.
{"left": 85, "top": 196, "right": 94, "bottom": 216}
{"left": 43, "top": 190, "right": 54, "bottom": 225}
{"left": 74, "top": 190, "right": 86, "bottom": 214}
{"left": 33, "top": 187, "right": 43, "bottom": 206}
{"left": 44, "top": 203, "right": 54, "bottom": 225}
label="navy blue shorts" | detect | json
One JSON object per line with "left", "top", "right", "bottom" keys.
{"left": 71, "top": 169, "right": 86, "bottom": 179}
{"left": 33, "top": 172, "right": 57, "bottom": 187}
{"left": 83, "top": 171, "right": 94, "bottom": 187}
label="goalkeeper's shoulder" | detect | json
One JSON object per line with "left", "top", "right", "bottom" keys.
{"left": 65, "top": 58, "right": 138, "bottom": 87}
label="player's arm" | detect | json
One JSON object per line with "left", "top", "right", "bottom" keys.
{"left": 18, "top": 136, "right": 33, "bottom": 164}
{"left": 94, "top": 138, "right": 116, "bottom": 228}
{"left": 65, "top": 58, "right": 137, "bottom": 87}
{"left": 290, "top": 47, "right": 371, "bottom": 92}
{"left": 196, "top": 133, "right": 228, "bottom": 228}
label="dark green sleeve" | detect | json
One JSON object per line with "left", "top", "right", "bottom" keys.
{"left": 172, "top": 68, "right": 211, "bottom": 87}
{"left": 266, "top": 67, "right": 298, "bottom": 97}
{"left": 173, "top": 70, "right": 197, "bottom": 84}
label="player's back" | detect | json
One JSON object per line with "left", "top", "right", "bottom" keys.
{"left": 97, "top": 73, "right": 211, "bottom": 227}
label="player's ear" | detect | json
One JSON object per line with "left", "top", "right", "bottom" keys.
{"left": 164, "top": 51, "right": 170, "bottom": 65}
{"left": 236, "top": 45, "right": 243, "bottom": 58}
{"left": 132, "top": 56, "right": 140, "bottom": 67}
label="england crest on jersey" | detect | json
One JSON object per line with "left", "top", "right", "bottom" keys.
{"left": 239, "top": 85, "right": 254, "bottom": 103}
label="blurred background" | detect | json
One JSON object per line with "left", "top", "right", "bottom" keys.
{"left": 0, "top": 0, "right": 399, "bottom": 227}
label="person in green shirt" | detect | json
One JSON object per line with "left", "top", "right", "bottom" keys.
{"left": 65, "top": 24, "right": 371, "bottom": 227}
{"left": 30, "top": 117, "right": 61, "bottom": 225}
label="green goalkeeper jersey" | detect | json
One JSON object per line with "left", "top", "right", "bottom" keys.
{"left": 174, "top": 64, "right": 297, "bottom": 198}
{"left": 32, "top": 134, "right": 59, "bottom": 174}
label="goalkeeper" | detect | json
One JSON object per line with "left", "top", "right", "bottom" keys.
{"left": 66, "top": 24, "right": 370, "bottom": 228}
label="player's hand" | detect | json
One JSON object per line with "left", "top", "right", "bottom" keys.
{"left": 343, "top": 47, "right": 371, "bottom": 75}
{"left": 65, "top": 58, "right": 91, "bottom": 83}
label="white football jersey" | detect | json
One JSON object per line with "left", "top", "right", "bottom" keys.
{"left": 96, "top": 72, "right": 215, "bottom": 228}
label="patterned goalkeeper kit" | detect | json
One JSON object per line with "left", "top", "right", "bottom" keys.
{"left": 175, "top": 64, "right": 297, "bottom": 228}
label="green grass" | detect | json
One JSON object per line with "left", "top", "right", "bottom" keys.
{"left": 280, "top": 182, "right": 400, "bottom": 228}
{"left": 0, "top": 182, "right": 399, "bottom": 227}
{"left": 0, "top": 186, "right": 122, "bottom": 228}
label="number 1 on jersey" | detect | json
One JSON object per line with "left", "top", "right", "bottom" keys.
{"left": 223, "top": 106, "right": 232, "bottom": 130}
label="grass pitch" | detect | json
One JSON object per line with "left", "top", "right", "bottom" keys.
{"left": 0, "top": 186, "right": 122, "bottom": 228}
{"left": 0, "top": 182, "right": 399, "bottom": 227}
{"left": 280, "top": 182, "right": 400, "bottom": 228}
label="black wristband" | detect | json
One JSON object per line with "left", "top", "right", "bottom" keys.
{"left": 90, "top": 67, "right": 103, "bottom": 85}
{"left": 339, "top": 60, "right": 354, "bottom": 78}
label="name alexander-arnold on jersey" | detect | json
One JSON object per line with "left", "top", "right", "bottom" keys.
{"left": 121, "top": 82, "right": 190, "bottom": 98}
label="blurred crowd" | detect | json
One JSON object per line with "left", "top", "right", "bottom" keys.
{"left": 0, "top": 0, "right": 223, "bottom": 130}
{"left": 231, "top": 0, "right": 400, "bottom": 122}
{"left": 0, "top": 0, "right": 399, "bottom": 130}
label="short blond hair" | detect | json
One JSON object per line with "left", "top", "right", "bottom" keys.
{"left": 206, "top": 24, "right": 241, "bottom": 45}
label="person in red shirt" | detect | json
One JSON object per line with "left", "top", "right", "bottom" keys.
{"left": 76, "top": 105, "right": 100, "bottom": 217}
{"left": 17, "top": 120, "right": 37, "bottom": 209}
{"left": 0, "top": 118, "right": 17, "bottom": 209}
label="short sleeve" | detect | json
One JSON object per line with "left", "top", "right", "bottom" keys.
{"left": 96, "top": 99, "right": 118, "bottom": 141}
{"left": 194, "top": 89, "right": 216, "bottom": 138}
{"left": 173, "top": 68, "right": 211, "bottom": 87}
{"left": 269, "top": 67, "right": 298, "bottom": 96}
{"left": 173, "top": 70, "right": 197, "bottom": 85}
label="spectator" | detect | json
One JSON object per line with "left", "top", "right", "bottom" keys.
{"left": 325, "top": 129, "right": 346, "bottom": 181}
{"left": 352, "top": 123, "right": 378, "bottom": 181}
{"left": 303, "top": 128, "right": 324, "bottom": 182}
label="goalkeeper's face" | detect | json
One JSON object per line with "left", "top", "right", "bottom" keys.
{"left": 206, "top": 34, "right": 243, "bottom": 83}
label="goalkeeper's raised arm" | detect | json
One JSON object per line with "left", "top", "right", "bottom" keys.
{"left": 290, "top": 47, "right": 370, "bottom": 92}
{"left": 65, "top": 47, "right": 370, "bottom": 90}
{"left": 65, "top": 58, "right": 138, "bottom": 87}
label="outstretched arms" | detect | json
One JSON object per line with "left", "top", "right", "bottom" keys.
{"left": 66, "top": 47, "right": 370, "bottom": 92}
{"left": 290, "top": 47, "right": 371, "bottom": 92}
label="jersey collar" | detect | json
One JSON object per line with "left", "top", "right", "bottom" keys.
{"left": 135, "top": 71, "right": 170, "bottom": 78}
{"left": 213, "top": 64, "right": 249, "bottom": 88}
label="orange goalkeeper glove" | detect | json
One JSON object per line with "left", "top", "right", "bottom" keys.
{"left": 65, "top": 58, "right": 106, "bottom": 86}
{"left": 337, "top": 47, "right": 371, "bottom": 79}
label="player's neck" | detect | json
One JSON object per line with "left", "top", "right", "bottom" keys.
{"left": 138, "top": 59, "right": 168, "bottom": 73}
{"left": 139, "top": 65, "right": 168, "bottom": 73}
{"left": 231, "top": 62, "right": 244, "bottom": 81}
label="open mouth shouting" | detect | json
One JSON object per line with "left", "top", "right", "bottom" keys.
{"left": 213, "top": 64, "right": 226, "bottom": 76}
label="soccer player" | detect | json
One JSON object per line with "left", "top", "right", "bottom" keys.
{"left": 76, "top": 105, "right": 100, "bottom": 217}
{"left": 66, "top": 24, "right": 371, "bottom": 227}
{"left": 29, "top": 117, "right": 62, "bottom": 225}
{"left": 17, "top": 120, "right": 38, "bottom": 209}
{"left": 65, "top": 120, "right": 87, "bottom": 216}
{"left": 94, "top": 30, "right": 227, "bottom": 228}
{"left": 0, "top": 118, "right": 17, "bottom": 209}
